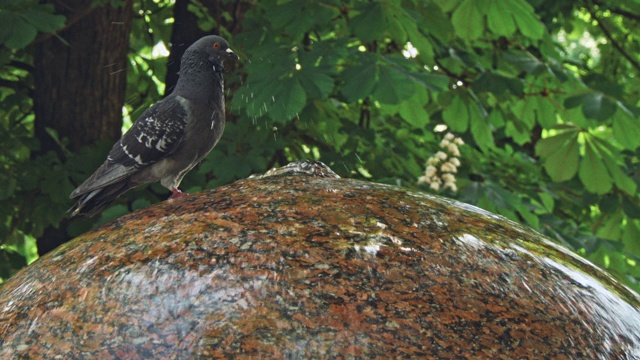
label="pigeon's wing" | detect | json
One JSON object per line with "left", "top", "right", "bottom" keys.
{"left": 71, "top": 96, "right": 189, "bottom": 197}
{"left": 109, "top": 96, "right": 189, "bottom": 168}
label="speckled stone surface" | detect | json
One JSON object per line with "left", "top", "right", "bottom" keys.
{"left": 1, "top": 161, "right": 640, "bottom": 359}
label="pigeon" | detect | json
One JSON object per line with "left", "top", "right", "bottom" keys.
{"left": 69, "top": 35, "right": 238, "bottom": 217}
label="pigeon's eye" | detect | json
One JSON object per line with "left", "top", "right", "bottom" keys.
{"left": 213, "top": 42, "right": 220, "bottom": 49}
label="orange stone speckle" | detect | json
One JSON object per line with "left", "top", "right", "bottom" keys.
{"left": 0, "top": 161, "right": 639, "bottom": 358}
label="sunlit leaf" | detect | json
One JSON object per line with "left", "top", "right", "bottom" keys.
{"left": 612, "top": 108, "right": 640, "bottom": 150}
{"left": 579, "top": 140, "right": 612, "bottom": 194}
{"left": 535, "top": 130, "right": 579, "bottom": 182}
{"left": 508, "top": 0, "right": 545, "bottom": 39}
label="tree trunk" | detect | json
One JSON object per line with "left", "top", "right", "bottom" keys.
{"left": 33, "top": 0, "right": 133, "bottom": 255}
{"left": 33, "top": 0, "right": 133, "bottom": 154}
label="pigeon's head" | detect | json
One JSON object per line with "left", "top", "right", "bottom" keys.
{"left": 189, "top": 35, "right": 238, "bottom": 66}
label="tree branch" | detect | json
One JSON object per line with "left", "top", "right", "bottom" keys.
{"left": 590, "top": 10, "right": 640, "bottom": 73}
{"left": 590, "top": 0, "right": 640, "bottom": 22}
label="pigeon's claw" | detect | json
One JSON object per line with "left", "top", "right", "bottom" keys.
{"left": 171, "top": 188, "right": 187, "bottom": 198}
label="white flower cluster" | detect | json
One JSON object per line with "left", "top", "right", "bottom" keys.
{"left": 418, "top": 133, "right": 464, "bottom": 192}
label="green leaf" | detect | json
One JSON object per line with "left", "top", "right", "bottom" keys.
{"left": 534, "top": 96, "right": 557, "bottom": 128}
{"left": 503, "top": 52, "right": 545, "bottom": 75}
{"left": 298, "top": 68, "right": 334, "bottom": 99}
{"left": 233, "top": 77, "right": 278, "bottom": 118}
{"left": 413, "top": 72, "right": 450, "bottom": 92}
{"left": 622, "top": 197, "right": 640, "bottom": 219}
{"left": 266, "top": 0, "right": 336, "bottom": 36}
{"left": 515, "top": 98, "right": 536, "bottom": 129}
{"left": 612, "top": 109, "right": 640, "bottom": 150}
{"left": 583, "top": 73, "right": 623, "bottom": 98}
{"left": 487, "top": 1, "right": 517, "bottom": 36}
{"left": 269, "top": 77, "right": 307, "bottom": 121}
{"left": 472, "top": 73, "right": 523, "bottom": 96}
{"left": 3, "top": 17, "right": 37, "bottom": 49}
{"left": 487, "top": 109, "right": 505, "bottom": 128}
{"left": 372, "top": 66, "right": 416, "bottom": 105}
{"left": 442, "top": 95, "right": 469, "bottom": 132}
{"left": 508, "top": 0, "right": 545, "bottom": 39}
{"left": 341, "top": 61, "right": 378, "bottom": 102}
{"left": 595, "top": 210, "right": 623, "bottom": 241}
{"left": 0, "top": 248, "right": 28, "bottom": 280}
{"left": 469, "top": 104, "right": 493, "bottom": 151}
{"left": 516, "top": 203, "right": 540, "bottom": 229}
{"left": 567, "top": 92, "right": 617, "bottom": 121}
{"left": 451, "top": 0, "right": 484, "bottom": 40}
{"left": 605, "top": 160, "right": 637, "bottom": 197}
{"left": 579, "top": 140, "right": 612, "bottom": 194}
{"left": 399, "top": 87, "right": 430, "bottom": 127}
{"left": 22, "top": 8, "right": 65, "bottom": 33}
{"left": 97, "top": 204, "right": 129, "bottom": 225}
{"left": 351, "top": 2, "right": 385, "bottom": 42}
{"left": 423, "top": 1, "right": 455, "bottom": 41}
{"left": 582, "top": 93, "right": 617, "bottom": 121}
{"left": 623, "top": 221, "right": 640, "bottom": 255}
{"left": 0, "top": 3, "right": 64, "bottom": 49}
{"left": 0, "top": 175, "right": 17, "bottom": 200}
{"left": 407, "top": 30, "right": 434, "bottom": 63}
{"left": 535, "top": 130, "right": 580, "bottom": 182}
{"left": 538, "top": 192, "right": 555, "bottom": 212}
{"left": 564, "top": 93, "right": 588, "bottom": 109}
{"left": 596, "top": 141, "right": 637, "bottom": 196}
{"left": 384, "top": 6, "right": 407, "bottom": 43}
{"left": 505, "top": 120, "right": 531, "bottom": 144}
{"left": 434, "top": 0, "right": 464, "bottom": 13}
{"left": 384, "top": 2, "right": 436, "bottom": 62}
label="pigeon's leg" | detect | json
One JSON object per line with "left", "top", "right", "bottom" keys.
{"left": 171, "top": 188, "right": 187, "bottom": 198}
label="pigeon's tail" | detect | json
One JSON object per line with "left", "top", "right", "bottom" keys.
{"left": 68, "top": 181, "right": 130, "bottom": 218}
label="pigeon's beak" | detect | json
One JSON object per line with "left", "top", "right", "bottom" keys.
{"left": 226, "top": 48, "right": 239, "bottom": 61}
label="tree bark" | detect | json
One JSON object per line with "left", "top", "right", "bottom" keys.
{"left": 33, "top": 0, "right": 133, "bottom": 154}
{"left": 33, "top": 0, "right": 133, "bottom": 255}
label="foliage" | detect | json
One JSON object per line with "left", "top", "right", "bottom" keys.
{"left": 1, "top": 0, "right": 639, "bottom": 293}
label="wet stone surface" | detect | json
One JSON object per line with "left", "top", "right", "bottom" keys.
{"left": 1, "top": 161, "right": 640, "bottom": 358}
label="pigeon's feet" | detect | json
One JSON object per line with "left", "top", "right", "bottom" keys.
{"left": 171, "top": 188, "right": 187, "bottom": 198}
